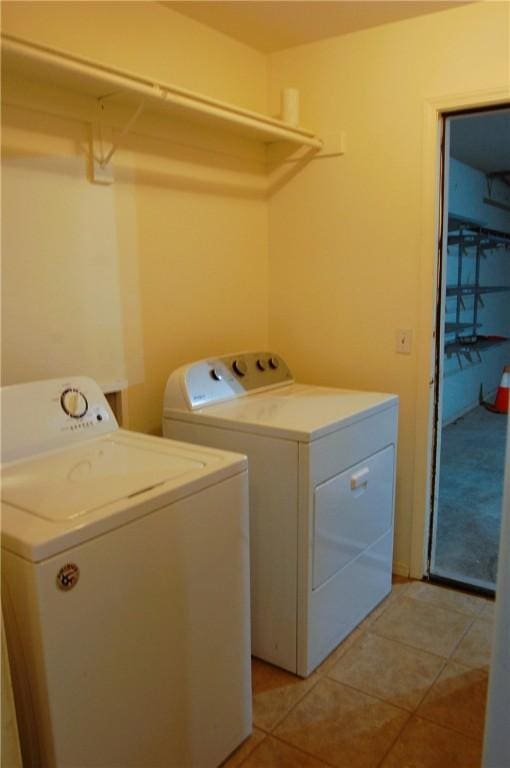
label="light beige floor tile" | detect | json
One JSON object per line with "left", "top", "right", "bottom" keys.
{"left": 357, "top": 581, "right": 411, "bottom": 631}
{"left": 405, "top": 581, "right": 486, "bottom": 616}
{"left": 221, "top": 729, "right": 267, "bottom": 768}
{"left": 452, "top": 618, "right": 494, "bottom": 668}
{"left": 241, "top": 736, "right": 331, "bottom": 768}
{"left": 328, "top": 632, "right": 444, "bottom": 711}
{"left": 357, "top": 594, "right": 399, "bottom": 631}
{"left": 370, "top": 596, "right": 472, "bottom": 657}
{"left": 251, "top": 658, "right": 317, "bottom": 732}
{"left": 274, "top": 677, "right": 409, "bottom": 768}
{"left": 313, "top": 629, "right": 363, "bottom": 677}
{"left": 390, "top": 576, "right": 413, "bottom": 594}
{"left": 417, "top": 662, "right": 488, "bottom": 741}
{"left": 380, "top": 716, "right": 483, "bottom": 768}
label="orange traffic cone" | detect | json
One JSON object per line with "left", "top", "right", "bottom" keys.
{"left": 487, "top": 365, "right": 510, "bottom": 414}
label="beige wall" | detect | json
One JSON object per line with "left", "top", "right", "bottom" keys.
{"left": 2, "top": 105, "right": 130, "bottom": 392}
{"left": 267, "top": 2, "right": 510, "bottom": 572}
{"left": 1, "top": 1, "right": 269, "bottom": 434}
{"left": 1, "top": 1, "right": 267, "bottom": 112}
{"left": 2, "top": 1, "right": 509, "bottom": 571}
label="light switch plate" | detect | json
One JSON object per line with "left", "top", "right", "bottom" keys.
{"left": 396, "top": 329, "right": 412, "bottom": 354}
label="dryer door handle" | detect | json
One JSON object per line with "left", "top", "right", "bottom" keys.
{"left": 350, "top": 467, "right": 369, "bottom": 491}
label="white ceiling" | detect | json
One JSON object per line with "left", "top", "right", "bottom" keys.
{"left": 450, "top": 110, "right": 510, "bottom": 175}
{"left": 162, "top": 1, "right": 471, "bottom": 53}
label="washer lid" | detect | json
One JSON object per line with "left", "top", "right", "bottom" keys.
{"left": 1, "top": 430, "right": 247, "bottom": 562}
{"left": 1, "top": 435, "right": 205, "bottom": 521}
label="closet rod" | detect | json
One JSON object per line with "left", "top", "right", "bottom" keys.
{"left": 2, "top": 35, "right": 323, "bottom": 150}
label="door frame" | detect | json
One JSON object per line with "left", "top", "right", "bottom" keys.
{"left": 427, "top": 113, "right": 450, "bottom": 578}
{"left": 409, "top": 87, "right": 510, "bottom": 579}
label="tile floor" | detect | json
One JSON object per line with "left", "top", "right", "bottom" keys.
{"left": 223, "top": 578, "right": 494, "bottom": 768}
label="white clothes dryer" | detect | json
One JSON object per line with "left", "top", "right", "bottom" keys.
{"left": 1, "top": 377, "right": 251, "bottom": 768}
{"left": 163, "top": 351, "right": 398, "bottom": 677}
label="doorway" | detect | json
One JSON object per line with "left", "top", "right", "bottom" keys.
{"left": 429, "top": 106, "right": 510, "bottom": 594}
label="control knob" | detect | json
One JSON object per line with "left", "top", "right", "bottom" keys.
{"left": 210, "top": 368, "right": 223, "bottom": 381}
{"left": 268, "top": 357, "right": 279, "bottom": 370}
{"left": 256, "top": 359, "right": 267, "bottom": 371}
{"left": 232, "top": 359, "right": 248, "bottom": 377}
{"left": 61, "top": 388, "right": 88, "bottom": 419}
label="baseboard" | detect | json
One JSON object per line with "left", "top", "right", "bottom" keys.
{"left": 392, "top": 561, "right": 410, "bottom": 578}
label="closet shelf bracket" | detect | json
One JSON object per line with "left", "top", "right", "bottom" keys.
{"left": 91, "top": 95, "right": 145, "bottom": 184}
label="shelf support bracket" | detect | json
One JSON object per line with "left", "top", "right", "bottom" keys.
{"left": 91, "top": 96, "right": 145, "bottom": 184}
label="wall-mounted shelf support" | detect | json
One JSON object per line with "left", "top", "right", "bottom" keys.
{"left": 91, "top": 95, "right": 145, "bottom": 184}
{"left": 486, "top": 170, "right": 510, "bottom": 187}
{"left": 445, "top": 215, "right": 510, "bottom": 355}
{"left": 98, "top": 96, "right": 145, "bottom": 168}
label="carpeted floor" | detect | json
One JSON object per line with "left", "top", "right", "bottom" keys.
{"left": 432, "top": 405, "right": 508, "bottom": 589}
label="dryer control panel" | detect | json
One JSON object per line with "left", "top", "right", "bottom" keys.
{"left": 165, "top": 352, "right": 293, "bottom": 410}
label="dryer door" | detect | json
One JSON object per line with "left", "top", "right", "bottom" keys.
{"left": 313, "top": 445, "right": 394, "bottom": 589}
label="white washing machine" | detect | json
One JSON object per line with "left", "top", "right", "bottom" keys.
{"left": 1, "top": 377, "right": 251, "bottom": 768}
{"left": 163, "top": 351, "right": 398, "bottom": 677}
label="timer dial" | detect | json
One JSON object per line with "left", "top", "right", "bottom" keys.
{"left": 232, "top": 359, "right": 248, "bottom": 377}
{"left": 61, "top": 388, "right": 88, "bottom": 419}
